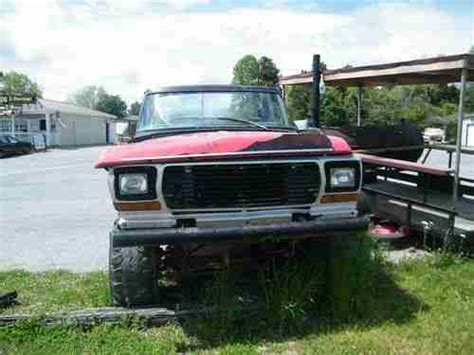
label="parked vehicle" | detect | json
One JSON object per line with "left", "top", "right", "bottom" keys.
{"left": 423, "top": 127, "right": 445, "bottom": 143}
{"left": 95, "top": 85, "right": 368, "bottom": 307}
{"left": 0, "top": 135, "right": 34, "bottom": 158}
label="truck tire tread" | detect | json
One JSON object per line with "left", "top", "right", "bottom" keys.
{"left": 109, "top": 244, "right": 158, "bottom": 307}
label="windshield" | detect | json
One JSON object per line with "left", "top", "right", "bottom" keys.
{"left": 138, "top": 91, "right": 291, "bottom": 132}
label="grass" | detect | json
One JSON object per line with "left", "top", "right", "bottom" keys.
{"left": 0, "top": 270, "right": 109, "bottom": 315}
{"left": 1, "top": 240, "right": 474, "bottom": 354}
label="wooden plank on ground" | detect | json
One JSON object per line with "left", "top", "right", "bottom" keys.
{"left": 0, "top": 304, "right": 258, "bottom": 328}
{"left": 0, "top": 307, "right": 202, "bottom": 327}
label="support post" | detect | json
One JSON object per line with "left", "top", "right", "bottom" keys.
{"left": 356, "top": 86, "right": 363, "bottom": 126}
{"left": 45, "top": 113, "right": 51, "bottom": 147}
{"left": 310, "top": 54, "right": 321, "bottom": 128}
{"left": 452, "top": 67, "right": 468, "bottom": 207}
{"left": 11, "top": 115, "right": 15, "bottom": 136}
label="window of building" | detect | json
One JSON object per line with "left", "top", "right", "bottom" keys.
{"left": 15, "top": 120, "right": 28, "bottom": 132}
{"left": 29, "top": 120, "right": 40, "bottom": 131}
{"left": 0, "top": 120, "right": 11, "bottom": 133}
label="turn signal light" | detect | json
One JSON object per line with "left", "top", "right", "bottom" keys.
{"left": 320, "top": 193, "right": 359, "bottom": 204}
{"left": 114, "top": 201, "right": 162, "bottom": 211}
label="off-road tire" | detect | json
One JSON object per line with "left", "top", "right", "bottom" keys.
{"left": 109, "top": 243, "right": 158, "bottom": 307}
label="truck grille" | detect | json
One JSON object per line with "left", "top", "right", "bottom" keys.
{"left": 162, "top": 163, "right": 320, "bottom": 209}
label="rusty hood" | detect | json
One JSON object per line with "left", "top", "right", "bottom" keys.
{"left": 95, "top": 130, "right": 351, "bottom": 168}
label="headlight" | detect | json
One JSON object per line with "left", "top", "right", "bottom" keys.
{"left": 119, "top": 173, "right": 148, "bottom": 195}
{"left": 325, "top": 161, "right": 360, "bottom": 192}
{"left": 330, "top": 167, "right": 355, "bottom": 188}
{"left": 114, "top": 167, "right": 157, "bottom": 201}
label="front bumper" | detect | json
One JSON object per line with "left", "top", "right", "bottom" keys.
{"left": 111, "top": 216, "right": 369, "bottom": 247}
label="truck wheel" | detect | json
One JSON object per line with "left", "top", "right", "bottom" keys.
{"left": 109, "top": 244, "right": 158, "bottom": 307}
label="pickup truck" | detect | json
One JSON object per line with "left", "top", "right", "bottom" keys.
{"left": 96, "top": 85, "right": 368, "bottom": 307}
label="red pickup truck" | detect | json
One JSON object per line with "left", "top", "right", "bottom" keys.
{"left": 96, "top": 85, "right": 367, "bottom": 307}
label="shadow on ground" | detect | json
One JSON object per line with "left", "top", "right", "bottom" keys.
{"left": 154, "top": 235, "right": 427, "bottom": 352}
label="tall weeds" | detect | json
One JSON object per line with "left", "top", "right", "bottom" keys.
{"left": 191, "top": 233, "right": 382, "bottom": 341}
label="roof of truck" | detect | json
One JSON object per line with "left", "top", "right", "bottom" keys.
{"left": 147, "top": 85, "right": 281, "bottom": 95}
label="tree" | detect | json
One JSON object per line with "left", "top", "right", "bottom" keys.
{"left": 287, "top": 85, "right": 310, "bottom": 121}
{"left": 67, "top": 86, "right": 106, "bottom": 109}
{"left": 129, "top": 101, "right": 141, "bottom": 116}
{"left": 68, "top": 86, "right": 127, "bottom": 118}
{"left": 465, "top": 82, "right": 474, "bottom": 113}
{"left": 426, "top": 84, "right": 459, "bottom": 106}
{"left": 0, "top": 71, "right": 42, "bottom": 98}
{"left": 96, "top": 93, "right": 127, "bottom": 119}
{"left": 465, "top": 45, "right": 474, "bottom": 113}
{"left": 257, "top": 56, "right": 280, "bottom": 86}
{"left": 320, "top": 87, "right": 351, "bottom": 126}
{"left": 232, "top": 54, "right": 280, "bottom": 87}
{"left": 232, "top": 55, "right": 259, "bottom": 86}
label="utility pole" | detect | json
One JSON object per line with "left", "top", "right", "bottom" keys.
{"left": 310, "top": 54, "right": 321, "bottom": 128}
{"left": 356, "top": 86, "right": 363, "bottom": 126}
{"left": 452, "top": 67, "right": 468, "bottom": 207}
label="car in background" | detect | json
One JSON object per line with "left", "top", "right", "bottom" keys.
{"left": 423, "top": 127, "right": 445, "bottom": 143}
{"left": 0, "top": 135, "right": 35, "bottom": 158}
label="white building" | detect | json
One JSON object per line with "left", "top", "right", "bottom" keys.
{"left": 115, "top": 115, "right": 138, "bottom": 142}
{"left": 462, "top": 114, "right": 474, "bottom": 147}
{"left": 0, "top": 99, "right": 117, "bottom": 147}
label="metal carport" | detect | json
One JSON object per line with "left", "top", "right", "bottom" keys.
{"left": 279, "top": 53, "right": 474, "bottom": 206}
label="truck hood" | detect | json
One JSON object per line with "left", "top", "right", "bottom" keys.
{"left": 95, "top": 130, "right": 351, "bottom": 168}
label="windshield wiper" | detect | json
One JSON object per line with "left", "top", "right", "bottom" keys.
{"left": 214, "top": 117, "right": 270, "bottom": 130}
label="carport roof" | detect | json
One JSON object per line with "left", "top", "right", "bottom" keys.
{"left": 21, "top": 99, "right": 116, "bottom": 119}
{"left": 279, "top": 53, "right": 474, "bottom": 87}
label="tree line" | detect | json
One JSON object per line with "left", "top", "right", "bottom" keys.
{"left": 0, "top": 71, "right": 141, "bottom": 119}
{"left": 66, "top": 86, "right": 141, "bottom": 118}
{"left": 232, "top": 50, "right": 474, "bottom": 137}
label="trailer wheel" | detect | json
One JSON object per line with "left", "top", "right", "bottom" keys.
{"left": 109, "top": 243, "right": 158, "bottom": 307}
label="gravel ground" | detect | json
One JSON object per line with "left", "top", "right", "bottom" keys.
{"left": 0, "top": 146, "right": 471, "bottom": 272}
{"left": 383, "top": 247, "right": 432, "bottom": 264}
{"left": 0, "top": 146, "right": 114, "bottom": 272}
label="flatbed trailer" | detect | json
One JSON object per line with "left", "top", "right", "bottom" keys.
{"left": 359, "top": 153, "right": 474, "bottom": 246}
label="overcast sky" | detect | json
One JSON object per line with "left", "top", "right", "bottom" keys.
{"left": 1, "top": 0, "right": 472, "bottom": 104}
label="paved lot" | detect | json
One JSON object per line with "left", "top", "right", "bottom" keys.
{"left": 419, "top": 149, "right": 474, "bottom": 178}
{"left": 0, "top": 146, "right": 114, "bottom": 272}
{"left": 0, "top": 146, "right": 472, "bottom": 272}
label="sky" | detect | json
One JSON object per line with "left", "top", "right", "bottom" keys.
{"left": 1, "top": 0, "right": 473, "bottom": 104}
